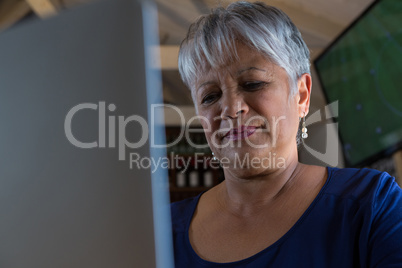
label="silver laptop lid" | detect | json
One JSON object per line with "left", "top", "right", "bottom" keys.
{"left": 0, "top": 0, "right": 173, "bottom": 267}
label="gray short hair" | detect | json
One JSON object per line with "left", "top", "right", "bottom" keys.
{"left": 178, "top": 1, "right": 310, "bottom": 95}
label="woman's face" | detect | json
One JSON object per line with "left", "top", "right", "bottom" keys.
{"left": 192, "top": 43, "right": 310, "bottom": 177}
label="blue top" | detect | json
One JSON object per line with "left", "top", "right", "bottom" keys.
{"left": 171, "top": 167, "right": 402, "bottom": 267}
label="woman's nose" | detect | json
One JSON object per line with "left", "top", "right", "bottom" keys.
{"left": 220, "top": 93, "right": 249, "bottom": 120}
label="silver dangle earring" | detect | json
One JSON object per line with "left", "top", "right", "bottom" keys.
{"left": 212, "top": 152, "right": 217, "bottom": 161}
{"left": 302, "top": 113, "right": 308, "bottom": 139}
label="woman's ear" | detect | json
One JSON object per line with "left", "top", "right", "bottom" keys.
{"left": 297, "top": 73, "right": 312, "bottom": 116}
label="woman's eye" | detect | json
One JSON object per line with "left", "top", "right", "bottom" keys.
{"left": 242, "top": 82, "right": 266, "bottom": 91}
{"left": 201, "top": 93, "right": 220, "bottom": 105}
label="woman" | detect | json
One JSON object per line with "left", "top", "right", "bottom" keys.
{"left": 171, "top": 1, "right": 402, "bottom": 267}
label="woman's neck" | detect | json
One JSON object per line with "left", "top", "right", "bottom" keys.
{"left": 217, "top": 156, "right": 305, "bottom": 217}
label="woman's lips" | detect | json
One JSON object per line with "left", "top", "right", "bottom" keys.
{"left": 224, "top": 126, "right": 258, "bottom": 140}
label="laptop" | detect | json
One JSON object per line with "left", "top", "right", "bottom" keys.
{"left": 0, "top": 0, "right": 174, "bottom": 267}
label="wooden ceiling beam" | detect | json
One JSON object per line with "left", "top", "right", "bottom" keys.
{"left": 159, "top": 45, "right": 180, "bottom": 70}
{"left": 256, "top": 0, "right": 344, "bottom": 42}
{"left": 25, "top": 0, "right": 58, "bottom": 18}
{"left": 0, "top": 0, "right": 31, "bottom": 32}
